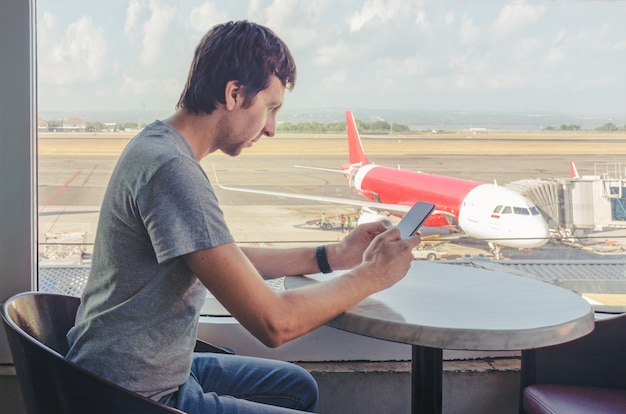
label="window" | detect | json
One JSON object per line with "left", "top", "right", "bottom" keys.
{"left": 0, "top": 0, "right": 620, "bottom": 369}
{"left": 35, "top": 1, "right": 626, "bottom": 291}
{"left": 513, "top": 207, "right": 530, "bottom": 215}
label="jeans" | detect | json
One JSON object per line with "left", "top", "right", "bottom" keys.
{"left": 159, "top": 352, "right": 319, "bottom": 413}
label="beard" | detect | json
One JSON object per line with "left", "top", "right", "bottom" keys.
{"left": 222, "top": 142, "right": 245, "bottom": 157}
{"left": 214, "top": 117, "right": 248, "bottom": 157}
{"left": 214, "top": 114, "right": 264, "bottom": 156}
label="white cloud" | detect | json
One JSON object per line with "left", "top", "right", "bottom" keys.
{"left": 119, "top": 74, "right": 177, "bottom": 96}
{"left": 246, "top": 0, "right": 321, "bottom": 50}
{"left": 139, "top": 1, "right": 178, "bottom": 65}
{"left": 260, "top": 0, "right": 299, "bottom": 29}
{"left": 486, "top": 72, "right": 524, "bottom": 90}
{"left": 348, "top": 0, "right": 412, "bottom": 32}
{"left": 544, "top": 29, "right": 567, "bottom": 67}
{"left": 38, "top": 14, "right": 108, "bottom": 86}
{"left": 415, "top": 1, "right": 429, "bottom": 30}
{"left": 189, "top": 1, "right": 230, "bottom": 32}
{"left": 494, "top": 0, "right": 545, "bottom": 37}
{"left": 442, "top": 10, "right": 455, "bottom": 26}
{"left": 38, "top": 11, "right": 58, "bottom": 40}
{"left": 377, "top": 56, "right": 428, "bottom": 79}
{"left": 615, "top": 39, "right": 626, "bottom": 51}
{"left": 124, "top": 0, "right": 178, "bottom": 65}
{"left": 512, "top": 37, "right": 542, "bottom": 62}
{"left": 313, "top": 42, "right": 350, "bottom": 67}
{"left": 448, "top": 48, "right": 475, "bottom": 72}
{"left": 458, "top": 15, "right": 479, "bottom": 45}
{"left": 453, "top": 74, "right": 477, "bottom": 92}
{"left": 321, "top": 69, "right": 347, "bottom": 89}
{"left": 125, "top": 0, "right": 147, "bottom": 41}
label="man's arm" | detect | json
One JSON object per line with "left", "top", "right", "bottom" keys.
{"left": 241, "top": 221, "right": 390, "bottom": 278}
{"left": 184, "top": 226, "right": 420, "bottom": 348}
{"left": 239, "top": 246, "right": 324, "bottom": 279}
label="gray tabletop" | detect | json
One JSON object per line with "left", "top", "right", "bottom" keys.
{"left": 285, "top": 261, "right": 594, "bottom": 351}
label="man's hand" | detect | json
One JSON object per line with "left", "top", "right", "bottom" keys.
{"left": 324, "top": 221, "right": 386, "bottom": 270}
{"left": 357, "top": 227, "right": 421, "bottom": 290}
{"left": 326, "top": 221, "right": 421, "bottom": 271}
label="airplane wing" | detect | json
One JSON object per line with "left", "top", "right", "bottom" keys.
{"left": 211, "top": 165, "right": 410, "bottom": 214}
{"left": 215, "top": 181, "right": 411, "bottom": 213}
{"left": 294, "top": 165, "right": 345, "bottom": 174}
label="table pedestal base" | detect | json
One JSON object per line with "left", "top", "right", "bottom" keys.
{"left": 412, "top": 345, "right": 443, "bottom": 414}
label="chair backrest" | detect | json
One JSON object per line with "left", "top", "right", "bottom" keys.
{"left": 2, "top": 292, "right": 184, "bottom": 414}
{"left": 521, "top": 312, "right": 626, "bottom": 391}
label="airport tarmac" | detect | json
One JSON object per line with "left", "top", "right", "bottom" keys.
{"left": 38, "top": 133, "right": 626, "bottom": 263}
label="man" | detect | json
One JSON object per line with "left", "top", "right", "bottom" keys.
{"left": 67, "top": 21, "right": 420, "bottom": 413}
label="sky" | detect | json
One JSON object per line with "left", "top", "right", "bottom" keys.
{"left": 37, "top": 0, "right": 626, "bottom": 117}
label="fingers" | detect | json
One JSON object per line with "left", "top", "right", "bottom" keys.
{"left": 360, "top": 227, "right": 418, "bottom": 290}
{"left": 358, "top": 220, "right": 389, "bottom": 235}
{"left": 406, "top": 233, "right": 422, "bottom": 248}
{"left": 371, "top": 226, "right": 400, "bottom": 242}
{"left": 378, "top": 226, "right": 421, "bottom": 244}
{"left": 374, "top": 228, "right": 421, "bottom": 260}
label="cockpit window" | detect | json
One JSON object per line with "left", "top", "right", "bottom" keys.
{"left": 514, "top": 207, "right": 530, "bottom": 215}
{"left": 530, "top": 207, "right": 541, "bottom": 215}
{"left": 493, "top": 205, "right": 503, "bottom": 214}
{"left": 501, "top": 206, "right": 512, "bottom": 214}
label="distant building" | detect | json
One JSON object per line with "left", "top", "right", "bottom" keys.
{"left": 62, "top": 117, "right": 86, "bottom": 132}
{"left": 37, "top": 116, "right": 48, "bottom": 132}
{"left": 104, "top": 122, "right": 117, "bottom": 132}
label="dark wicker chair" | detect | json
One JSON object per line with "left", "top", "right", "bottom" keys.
{"left": 1, "top": 291, "right": 231, "bottom": 414}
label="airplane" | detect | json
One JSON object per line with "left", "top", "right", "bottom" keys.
{"left": 215, "top": 110, "right": 550, "bottom": 259}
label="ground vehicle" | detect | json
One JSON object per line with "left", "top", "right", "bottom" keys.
{"left": 413, "top": 245, "right": 448, "bottom": 260}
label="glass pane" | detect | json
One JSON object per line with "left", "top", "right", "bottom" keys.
{"left": 37, "top": 2, "right": 626, "bottom": 307}
{"left": 513, "top": 207, "right": 530, "bottom": 215}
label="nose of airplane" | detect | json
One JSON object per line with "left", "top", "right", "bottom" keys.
{"left": 520, "top": 214, "right": 551, "bottom": 248}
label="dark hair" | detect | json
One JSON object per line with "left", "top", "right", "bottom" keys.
{"left": 177, "top": 20, "right": 297, "bottom": 114}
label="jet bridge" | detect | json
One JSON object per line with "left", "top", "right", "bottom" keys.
{"left": 506, "top": 162, "right": 626, "bottom": 233}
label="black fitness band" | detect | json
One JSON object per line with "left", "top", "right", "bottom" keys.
{"left": 315, "top": 245, "right": 332, "bottom": 274}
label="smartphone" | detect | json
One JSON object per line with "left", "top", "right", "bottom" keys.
{"left": 396, "top": 201, "right": 436, "bottom": 238}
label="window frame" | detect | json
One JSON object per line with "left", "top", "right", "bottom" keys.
{"left": 0, "top": 0, "right": 38, "bottom": 363}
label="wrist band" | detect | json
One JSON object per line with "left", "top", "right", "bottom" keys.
{"left": 315, "top": 245, "right": 332, "bottom": 274}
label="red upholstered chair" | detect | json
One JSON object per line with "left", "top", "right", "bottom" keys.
{"left": 2, "top": 291, "right": 231, "bottom": 414}
{"left": 520, "top": 312, "right": 626, "bottom": 414}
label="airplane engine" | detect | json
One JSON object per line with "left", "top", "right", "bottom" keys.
{"left": 357, "top": 207, "right": 393, "bottom": 227}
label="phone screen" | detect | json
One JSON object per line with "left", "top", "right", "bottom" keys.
{"left": 396, "top": 201, "right": 436, "bottom": 238}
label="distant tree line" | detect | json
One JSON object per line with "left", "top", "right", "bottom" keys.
{"left": 543, "top": 122, "right": 626, "bottom": 132}
{"left": 277, "top": 119, "right": 410, "bottom": 133}
{"left": 43, "top": 117, "right": 625, "bottom": 134}
{"left": 543, "top": 124, "right": 581, "bottom": 131}
{"left": 43, "top": 120, "right": 142, "bottom": 132}
{"left": 594, "top": 122, "right": 624, "bottom": 132}
{"left": 88, "top": 121, "right": 141, "bottom": 131}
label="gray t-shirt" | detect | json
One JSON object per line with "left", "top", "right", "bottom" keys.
{"left": 66, "top": 120, "right": 234, "bottom": 399}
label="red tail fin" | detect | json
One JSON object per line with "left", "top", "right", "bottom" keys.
{"left": 346, "top": 110, "right": 370, "bottom": 165}
{"left": 570, "top": 160, "right": 580, "bottom": 179}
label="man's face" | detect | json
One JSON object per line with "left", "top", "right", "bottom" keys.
{"left": 218, "top": 76, "right": 286, "bottom": 157}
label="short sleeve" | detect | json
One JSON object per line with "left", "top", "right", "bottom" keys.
{"left": 136, "top": 157, "right": 234, "bottom": 263}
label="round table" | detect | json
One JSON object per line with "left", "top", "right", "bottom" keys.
{"left": 285, "top": 261, "right": 594, "bottom": 414}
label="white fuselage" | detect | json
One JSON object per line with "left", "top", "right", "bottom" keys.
{"left": 458, "top": 184, "right": 549, "bottom": 248}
